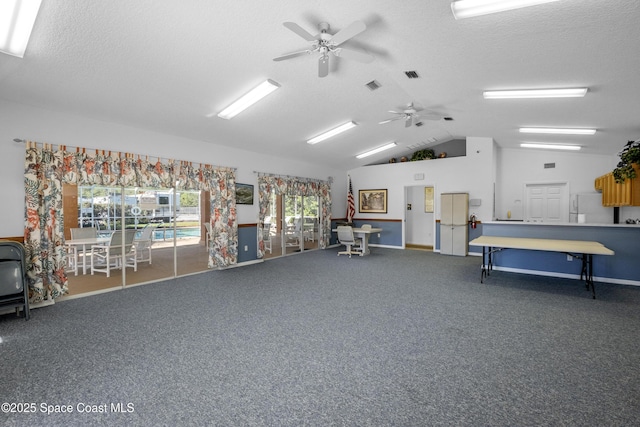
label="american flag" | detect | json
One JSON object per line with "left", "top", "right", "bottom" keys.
{"left": 346, "top": 176, "right": 355, "bottom": 223}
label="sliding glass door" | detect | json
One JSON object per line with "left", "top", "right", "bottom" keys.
{"left": 282, "top": 194, "right": 320, "bottom": 254}
{"left": 64, "top": 184, "right": 208, "bottom": 296}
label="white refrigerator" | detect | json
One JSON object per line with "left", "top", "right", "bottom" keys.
{"left": 441, "top": 193, "right": 469, "bottom": 256}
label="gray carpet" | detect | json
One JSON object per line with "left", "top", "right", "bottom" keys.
{"left": 2, "top": 248, "right": 640, "bottom": 426}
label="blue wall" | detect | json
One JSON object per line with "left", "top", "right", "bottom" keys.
{"left": 237, "top": 225, "right": 258, "bottom": 263}
{"left": 330, "top": 219, "right": 403, "bottom": 247}
{"left": 480, "top": 222, "right": 640, "bottom": 283}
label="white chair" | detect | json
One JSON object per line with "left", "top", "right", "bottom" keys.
{"left": 337, "top": 226, "right": 363, "bottom": 258}
{"left": 359, "top": 224, "right": 372, "bottom": 251}
{"left": 90, "top": 230, "right": 137, "bottom": 277}
{"left": 67, "top": 227, "right": 98, "bottom": 275}
{"left": 204, "top": 222, "right": 213, "bottom": 251}
{"left": 262, "top": 222, "right": 272, "bottom": 254}
{"left": 285, "top": 218, "right": 301, "bottom": 247}
{"left": 134, "top": 224, "right": 156, "bottom": 265}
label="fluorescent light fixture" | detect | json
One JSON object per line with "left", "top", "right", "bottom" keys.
{"left": 307, "top": 121, "right": 358, "bottom": 145}
{"left": 519, "top": 127, "right": 596, "bottom": 135}
{"left": 483, "top": 88, "right": 588, "bottom": 99}
{"left": 0, "top": 0, "right": 42, "bottom": 58}
{"left": 451, "top": 0, "right": 560, "bottom": 19}
{"left": 356, "top": 142, "right": 398, "bottom": 159}
{"left": 521, "top": 143, "right": 581, "bottom": 151}
{"left": 217, "top": 79, "right": 280, "bottom": 120}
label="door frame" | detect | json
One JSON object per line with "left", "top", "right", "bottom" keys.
{"left": 403, "top": 184, "right": 437, "bottom": 250}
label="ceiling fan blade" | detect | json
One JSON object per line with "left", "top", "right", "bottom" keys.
{"left": 283, "top": 22, "right": 317, "bottom": 42}
{"left": 333, "top": 47, "right": 374, "bottom": 63}
{"left": 318, "top": 55, "right": 329, "bottom": 78}
{"left": 273, "top": 49, "right": 312, "bottom": 61}
{"left": 379, "top": 116, "right": 404, "bottom": 124}
{"left": 329, "top": 20, "right": 366, "bottom": 46}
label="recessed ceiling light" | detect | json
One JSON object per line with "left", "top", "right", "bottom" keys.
{"left": 217, "top": 80, "right": 280, "bottom": 120}
{"left": 484, "top": 88, "right": 588, "bottom": 99}
{"left": 519, "top": 127, "right": 596, "bottom": 135}
{"left": 451, "top": 0, "right": 560, "bottom": 20}
{"left": 0, "top": 0, "right": 42, "bottom": 58}
{"left": 307, "top": 121, "right": 358, "bottom": 145}
{"left": 521, "top": 143, "right": 581, "bottom": 151}
{"left": 356, "top": 142, "right": 397, "bottom": 159}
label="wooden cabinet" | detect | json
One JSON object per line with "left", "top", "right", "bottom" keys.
{"left": 595, "top": 165, "right": 640, "bottom": 207}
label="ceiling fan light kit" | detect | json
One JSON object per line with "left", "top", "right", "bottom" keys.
{"left": 451, "top": 0, "right": 560, "bottom": 19}
{"left": 217, "top": 79, "right": 280, "bottom": 120}
{"left": 484, "top": 88, "right": 588, "bottom": 99}
{"left": 0, "top": 0, "right": 42, "bottom": 58}
{"left": 307, "top": 121, "right": 358, "bottom": 145}
{"left": 356, "top": 142, "right": 398, "bottom": 159}
{"left": 519, "top": 127, "right": 596, "bottom": 135}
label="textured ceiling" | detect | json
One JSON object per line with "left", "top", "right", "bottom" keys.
{"left": 1, "top": 0, "right": 639, "bottom": 170}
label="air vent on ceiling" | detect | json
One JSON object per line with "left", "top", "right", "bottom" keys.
{"left": 544, "top": 163, "right": 556, "bottom": 169}
{"left": 407, "top": 141, "right": 429, "bottom": 150}
{"left": 365, "top": 80, "right": 381, "bottom": 91}
{"left": 404, "top": 70, "right": 420, "bottom": 79}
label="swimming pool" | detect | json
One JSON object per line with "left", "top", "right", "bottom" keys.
{"left": 153, "top": 227, "right": 200, "bottom": 240}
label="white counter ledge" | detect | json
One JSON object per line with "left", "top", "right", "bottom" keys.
{"left": 483, "top": 221, "right": 640, "bottom": 228}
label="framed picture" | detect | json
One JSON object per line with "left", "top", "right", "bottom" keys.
{"left": 424, "top": 186, "right": 434, "bottom": 213}
{"left": 359, "top": 189, "right": 387, "bottom": 213}
{"left": 235, "top": 183, "right": 254, "bottom": 205}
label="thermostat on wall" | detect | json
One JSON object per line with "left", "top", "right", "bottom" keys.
{"left": 470, "top": 198, "right": 481, "bottom": 206}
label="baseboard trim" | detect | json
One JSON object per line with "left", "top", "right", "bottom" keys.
{"left": 491, "top": 265, "right": 640, "bottom": 287}
{"left": 405, "top": 244, "right": 433, "bottom": 251}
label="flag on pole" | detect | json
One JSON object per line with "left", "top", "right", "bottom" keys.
{"left": 347, "top": 175, "right": 355, "bottom": 223}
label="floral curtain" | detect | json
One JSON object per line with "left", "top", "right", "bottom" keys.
{"left": 206, "top": 168, "right": 237, "bottom": 268}
{"left": 24, "top": 143, "right": 237, "bottom": 302}
{"left": 257, "top": 175, "right": 331, "bottom": 259}
{"left": 24, "top": 143, "right": 68, "bottom": 302}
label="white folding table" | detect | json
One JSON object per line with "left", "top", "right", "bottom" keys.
{"left": 332, "top": 227, "right": 382, "bottom": 256}
{"left": 65, "top": 237, "right": 111, "bottom": 275}
{"left": 469, "top": 235, "right": 614, "bottom": 299}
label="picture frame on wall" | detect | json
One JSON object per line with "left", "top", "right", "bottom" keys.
{"left": 236, "top": 183, "right": 254, "bottom": 205}
{"left": 424, "top": 186, "right": 434, "bottom": 213}
{"left": 359, "top": 189, "right": 387, "bottom": 213}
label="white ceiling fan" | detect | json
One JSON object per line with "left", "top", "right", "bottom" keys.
{"left": 379, "top": 103, "right": 448, "bottom": 128}
{"left": 273, "top": 21, "right": 374, "bottom": 78}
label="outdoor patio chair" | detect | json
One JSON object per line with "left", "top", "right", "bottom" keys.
{"left": 90, "top": 230, "right": 137, "bottom": 277}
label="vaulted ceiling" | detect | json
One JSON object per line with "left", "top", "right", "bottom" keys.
{"left": 1, "top": 0, "right": 639, "bottom": 170}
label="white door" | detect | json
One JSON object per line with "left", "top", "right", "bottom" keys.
{"left": 525, "top": 183, "right": 568, "bottom": 223}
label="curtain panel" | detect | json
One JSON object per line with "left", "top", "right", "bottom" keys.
{"left": 257, "top": 175, "right": 331, "bottom": 259}
{"left": 24, "top": 142, "right": 237, "bottom": 302}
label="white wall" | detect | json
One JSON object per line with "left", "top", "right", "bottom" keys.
{"left": 347, "top": 137, "right": 495, "bottom": 245}
{"left": 496, "top": 148, "right": 621, "bottom": 222}
{"left": 0, "top": 99, "right": 343, "bottom": 237}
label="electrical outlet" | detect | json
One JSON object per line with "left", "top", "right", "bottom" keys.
{"left": 377, "top": 233, "right": 381, "bottom": 238}
{"left": 244, "top": 245, "right": 248, "bottom": 251}
{"left": 567, "top": 254, "right": 573, "bottom": 261}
